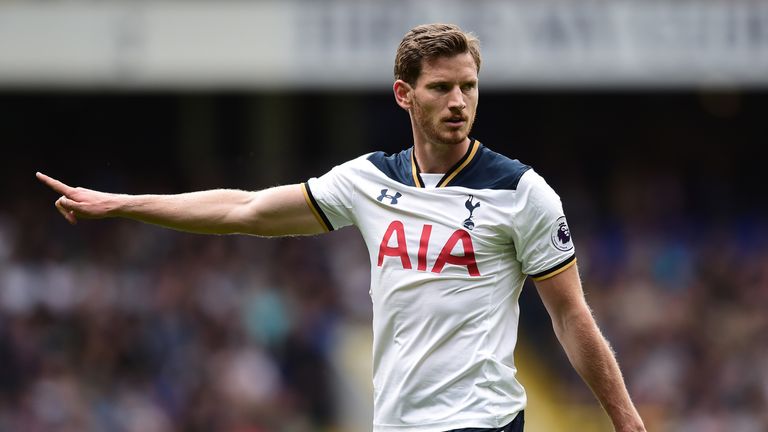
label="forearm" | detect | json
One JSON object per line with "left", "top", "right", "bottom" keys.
{"left": 113, "top": 189, "right": 258, "bottom": 234}
{"left": 554, "top": 311, "right": 645, "bottom": 432}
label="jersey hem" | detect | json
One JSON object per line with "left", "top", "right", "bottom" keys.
{"left": 373, "top": 410, "right": 521, "bottom": 432}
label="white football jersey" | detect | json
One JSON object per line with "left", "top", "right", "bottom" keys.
{"left": 304, "top": 140, "right": 575, "bottom": 432}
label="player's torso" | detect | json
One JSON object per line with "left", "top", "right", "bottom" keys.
{"left": 347, "top": 143, "right": 532, "bottom": 411}
{"left": 356, "top": 177, "right": 519, "bottom": 287}
{"left": 349, "top": 142, "right": 532, "bottom": 298}
{"left": 353, "top": 172, "right": 527, "bottom": 359}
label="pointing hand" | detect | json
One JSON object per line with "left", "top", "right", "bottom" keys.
{"left": 36, "top": 172, "right": 118, "bottom": 225}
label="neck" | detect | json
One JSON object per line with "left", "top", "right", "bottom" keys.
{"left": 413, "top": 137, "right": 471, "bottom": 173}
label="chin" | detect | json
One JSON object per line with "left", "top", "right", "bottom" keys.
{"left": 421, "top": 123, "right": 470, "bottom": 146}
{"left": 439, "top": 131, "right": 469, "bottom": 146}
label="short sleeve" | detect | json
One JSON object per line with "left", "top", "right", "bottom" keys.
{"left": 303, "top": 160, "right": 360, "bottom": 231}
{"left": 511, "top": 170, "right": 576, "bottom": 281}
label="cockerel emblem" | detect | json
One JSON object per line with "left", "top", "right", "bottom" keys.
{"left": 462, "top": 195, "right": 481, "bottom": 230}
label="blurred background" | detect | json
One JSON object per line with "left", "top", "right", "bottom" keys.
{"left": 1, "top": 0, "right": 768, "bottom": 431}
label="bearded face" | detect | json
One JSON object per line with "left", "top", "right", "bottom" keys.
{"left": 407, "top": 53, "right": 478, "bottom": 148}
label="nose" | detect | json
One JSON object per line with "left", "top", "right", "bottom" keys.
{"left": 448, "top": 87, "right": 466, "bottom": 111}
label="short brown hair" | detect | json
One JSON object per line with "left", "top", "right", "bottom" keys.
{"left": 394, "top": 23, "right": 481, "bottom": 86}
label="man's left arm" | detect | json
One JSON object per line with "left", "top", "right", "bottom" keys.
{"left": 534, "top": 263, "right": 646, "bottom": 432}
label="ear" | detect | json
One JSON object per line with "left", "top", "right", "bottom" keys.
{"left": 393, "top": 79, "right": 413, "bottom": 110}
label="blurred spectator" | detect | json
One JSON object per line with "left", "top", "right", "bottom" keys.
{"left": 0, "top": 207, "right": 348, "bottom": 431}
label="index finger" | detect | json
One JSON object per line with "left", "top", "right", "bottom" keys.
{"left": 36, "top": 172, "right": 74, "bottom": 195}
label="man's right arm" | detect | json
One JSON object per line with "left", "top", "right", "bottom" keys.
{"left": 36, "top": 172, "right": 326, "bottom": 237}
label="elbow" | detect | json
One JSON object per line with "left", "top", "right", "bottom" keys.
{"left": 220, "top": 195, "right": 263, "bottom": 235}
{"left": 551, "top": 304, "right": 596, "bottom": 340}
{"left": 231, "top": 210, "right": 265, "bottom": 236}
{"left": 229, "top": 195, "right": 284, "bottom": 237}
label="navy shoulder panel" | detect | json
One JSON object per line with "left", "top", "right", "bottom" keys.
{"left": 367, "top": 148, "right": 416, "bottom": 187}
{"left": 449, "top": 145, "right": 531, "bottom": 190}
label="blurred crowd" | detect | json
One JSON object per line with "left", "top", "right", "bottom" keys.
{"left": 2, "top": 178, "right": 767, "bottom": 432}
{"left": 548, "top": 218, "right": 768, "bottom": 431}
{"left": 0, "top": 208, "right": 373, "bottom": 432}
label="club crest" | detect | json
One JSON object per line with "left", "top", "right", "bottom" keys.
{"left": 462, "top": 195, "right": 481, "bottom": 230}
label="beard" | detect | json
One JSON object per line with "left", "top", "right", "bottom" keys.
{"left": 411, "top": 97, "right": 475, "bottom": 146}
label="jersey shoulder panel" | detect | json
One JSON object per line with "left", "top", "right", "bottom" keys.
{"left": 304, "top": 153, "right": 376, "bottom": 231}
{"left": 449, "top": 145, "right": 531, "bottom": 190}
{"left": 367, "top": 148, "right": 417, "bottom": 187}
{"left": 510, "top": 168, "right": 577, "bottom": 279}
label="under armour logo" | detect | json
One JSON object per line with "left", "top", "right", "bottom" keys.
{"left": 462, "top": 195, "right": 481, "bottom": 230}
{"left": 377, "top": 189, "right": 402, "bottom": 205}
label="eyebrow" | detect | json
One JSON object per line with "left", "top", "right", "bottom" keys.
{"left": 425, "top": 78, "right": 478, "bottom": 86}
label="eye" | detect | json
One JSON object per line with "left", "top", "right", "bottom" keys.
{"left": 461, "top": 82, "right": 476, "bottom": 92}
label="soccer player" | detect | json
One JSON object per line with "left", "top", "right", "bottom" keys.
{"left": 38, "top": 23, "right": 645, "bottom": 432}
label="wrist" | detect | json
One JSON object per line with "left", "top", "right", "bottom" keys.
{"left": 109, "top": 193, "right": 136, "bottom": 217}
{"left": 613, "top": 418, "right": 646, "bottom": 432}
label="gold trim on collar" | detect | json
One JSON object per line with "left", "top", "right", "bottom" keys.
{"left": 437, "top": 140, "right": 480, "bottom": 188}
{"left": 410, "top": 149, "right": 424, "bottom": 188}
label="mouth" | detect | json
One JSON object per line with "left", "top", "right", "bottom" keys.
{"left": 443, "top": 117, "right": 467, "bottom": 128}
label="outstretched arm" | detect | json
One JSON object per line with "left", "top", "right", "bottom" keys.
{"left": 534, "top": 264, "right": 645, "bottom": 432}
{"left": 36, "top": 172, "right": 326, "bottom": 237}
